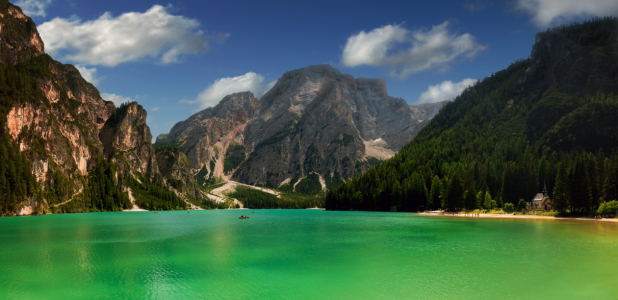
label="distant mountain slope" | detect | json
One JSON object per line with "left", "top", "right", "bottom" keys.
{"left": 157, "top": 65, "right": 445, "bottom": 191}
{"left": 326, "top": 17, "right": 618, "bottom": 212}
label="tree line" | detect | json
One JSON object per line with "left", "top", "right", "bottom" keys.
{"left": 228, "top": 186, "right": 324, "bottom": 209}
{"left": 326, "top": 81, "right": 618, "bottom": 213}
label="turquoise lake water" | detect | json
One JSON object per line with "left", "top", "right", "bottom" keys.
{"left": 1, "top": 210, "right": 617, "bottom": 299}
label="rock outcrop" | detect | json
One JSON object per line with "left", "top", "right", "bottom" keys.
{"left": 155, "top": 147, "right": 199, "bottom": 200}
{"left": 155, "top": 92, "right": 258, "bottom": 181}
{"left": 99, "top": 102, "right": 158, "bottom": 177}
{"left": 0, "top": 2, "right": 43, "bottom": 66}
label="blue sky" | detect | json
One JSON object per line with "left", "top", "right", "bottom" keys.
{"left": 14, "top": 0, "right": 618, "bottom": 140}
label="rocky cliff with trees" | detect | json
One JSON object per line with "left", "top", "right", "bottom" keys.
{"left": 0, "top": 1, "right": 191, "bottom": 216}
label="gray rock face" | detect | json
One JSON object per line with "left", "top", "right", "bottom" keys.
{"left": 158, "top": 65, "right": 445, "bottom": 189}
{"left": 409, "top": 101, "right": 447, "bottom": 122}
{"left": 234, "top": 65, "right": 443, "bottom": 187}
{"left": 155, "top": 92, "right": 258, "bottom": 179}
{"left": 155, "top": 148, "right": 199, "bottom": 200}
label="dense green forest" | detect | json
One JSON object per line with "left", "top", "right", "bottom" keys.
{"left": 227, "top": 186, "right": 324, "bottom": 209}
{"left": 0, "top": 133, "right": 37, "bottom": 216}
{"left": 326, "top": 18, "right": 618, "bottom": 215}
{"left": 51, "top": 158, "right": 131, "bottom": 213}
{"left": 124, "top": 174, "right": 187, "bottom": 211}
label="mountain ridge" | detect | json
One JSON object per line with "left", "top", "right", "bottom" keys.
{"left": 157, "top": 64, "right": 446, "bottom": 191}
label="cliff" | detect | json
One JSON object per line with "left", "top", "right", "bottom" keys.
{"left": 100, "top": 102, "right": 158, "bottom": 176}
{"left": 155, "top": 92, "right": 258, "bottom": 184}
{"left": 0, "top": 1, "right": 184, "bottom": 215}
{"left": 155, "top": 145, "right": 200, "bottom": 200}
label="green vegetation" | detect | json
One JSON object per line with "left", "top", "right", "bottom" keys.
{"left": 154, "top": 144, "right": 181, "bottom": 155}
{"left": 196, "top": 159, "right": 221, "bottom": 187}
{"left": 81, "top": 159, "right": 131, "bottom": 211}
{"left": 326, "top": 18, "right": 618, "bottom": 214}
{"left": 183, "top": 192, "right": 230, "bottom": 210}
{"left": 325, "top": 172, "right": 345, "bottom": 190}
{"left": 597, "top": 200, "right": 618, "bottom": 216}
{"left": 227, "top": 186, "right": 323, "bottom": 209}
{"left": 51, "top": 158, "right": 131, "bottom": 213}
{"left": 154, "top": 145, "right": 184, "bottom": 190}
{"left": 365, "top": 157, "right": 382, "bottom": 167}
{"left": 295, "top": 173, "right": 323, "bottom": 195}
{"left": 0, "top": 133, "right": 37, "bottom": 216}
{"left": 223, "top": 143, "right": 245, "bottom": 173}
{"left": 124, "top": 174, "right": 187, "bottom": 211}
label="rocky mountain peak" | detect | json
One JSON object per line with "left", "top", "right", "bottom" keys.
{"left": 99, "top": 102, "right": 158, "bottom": 176}
{"left": 158, "top": 64, "right": 445, "bottom": 191}
{"left": 156, "top": 91, "right": 258, "bottom": 146}
{"left": 232, "top": 65, "right": 444, "bottom": 187}
{"left": 0, "top": 1, "right": 44, "bottom": 66}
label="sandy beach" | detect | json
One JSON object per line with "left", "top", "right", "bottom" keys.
{"left": 418, "top": 211, "right": 618, "bottom": 223}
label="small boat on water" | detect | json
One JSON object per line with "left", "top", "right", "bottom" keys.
{"left": 239, "top": 215, "right": 250, "bottom": 219}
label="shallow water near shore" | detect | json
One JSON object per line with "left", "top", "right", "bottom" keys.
{"left": 1, "top": 210, "right": 617, "bottom": 299}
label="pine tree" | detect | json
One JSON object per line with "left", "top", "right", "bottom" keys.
{"left": 440, "top": 176, "right": 449, "bottom": 209}
{"left": 429, "top": 175, "right": 441, "bottom": 210}
{"left": 603, "top": 151, "right": 618, "bottom": 201}
{"left": 447, "top": 173, "right": 464, "bottom": 210}
{"left": 484, "top": 191, "right": 493, "bottom": 210}
{"left": 477, "top": 190, "right": 484, "bottom": 209}
{"left": 464, "top": 177, "right": 477, "bottom": 210}
{"left": 553, "top": 161, "right": 569, "bottom": 212}
{"left": 570, "top": 156, "right": 592, "bottom": 212}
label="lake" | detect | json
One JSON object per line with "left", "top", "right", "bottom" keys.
{"left": 1, "top": 210, "right": 617, "bottom": 299}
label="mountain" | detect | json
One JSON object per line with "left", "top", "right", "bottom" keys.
{"left": 325, "top": 17, "right": 618, "bottom": 213}
{"left": 155, "top": 92, "right": 258, "bottom": 177}
{"left": 0, "top": 1, "right": 197, "bottom": 216}
{"left": 157, "top": 65, "right": 445, "bottom": 192}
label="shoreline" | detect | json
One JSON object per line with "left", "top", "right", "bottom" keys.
{"left": 418, "top": 211, "right": 618, "bottom": 223}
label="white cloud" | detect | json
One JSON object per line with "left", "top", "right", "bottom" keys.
{"left": 417, "top": 78, "right": 478, "bottom": 104}
{"left": 516, "top": 0, "right": 618, "bottom": 28}
{"left": 15, "top": 0, "right": 51, "bottom": 18}
{"left": 38, "top": 5, "right": 228, "bottom": 67}
{"left": 342, "top": 22, "right": 485, "bottom": 78}
{"left": 183, "top": 72, "right": 275, "bottom": 110}
{"left": 74, "top": 64, "right": 99, "bottom": 85}
{"left": 151, "top": 107, "right": 160, "bottom": 112}
{"left": 464, "top": 0, "right": 492, "bottom": 13}
{"left": 101, "top": 93, "right": 134, "bottom": 107}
